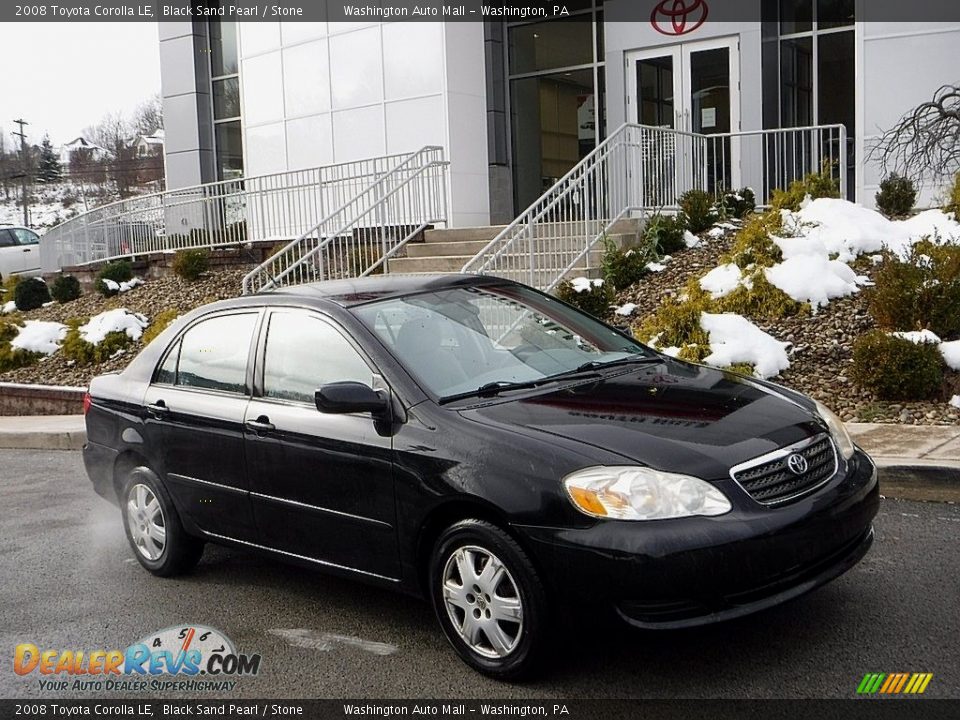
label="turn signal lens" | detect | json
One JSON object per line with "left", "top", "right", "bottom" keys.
{"left": 564, "top": 466, "right": 732, "bottom": 521}
{"left": 82, "top": 392, "right": 92, "bottom": 415}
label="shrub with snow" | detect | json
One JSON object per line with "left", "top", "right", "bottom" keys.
{"left": 771, "top": 164, "right": 840, "bottom": 212}
{"left": 600, "top": 237, "right": 655, "bottom": 292}
{"left": 61, "top": 310, "right": 149, "bottom": 365}
{"left": 95, "top": 260, "right": 134, "bottom": 297}
{"left": 555, "top": 277, "right": 614, "bottom": 319}
{"left": 868, "top": 241, "right": 960, "bottom": 339}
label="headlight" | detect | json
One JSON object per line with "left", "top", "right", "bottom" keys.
{"left": 563, "top": 466, "right": 732, "bottom": 520}
{"left": 815, "top": 400, "right": 855, "bottom": 460}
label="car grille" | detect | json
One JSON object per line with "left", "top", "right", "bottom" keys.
{"left": 731, "top": 434, "right": 837, "bottom": 505}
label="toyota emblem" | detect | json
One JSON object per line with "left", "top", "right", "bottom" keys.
{"left": 650, "top": 0, "right": 709, "bottom": 36}
{"left": 786, "top": 453, "right": 809, "bottom": 475}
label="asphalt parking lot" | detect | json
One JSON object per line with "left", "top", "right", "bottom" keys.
{"left": 1, "top": 448, "right": 958, "bottom": 700}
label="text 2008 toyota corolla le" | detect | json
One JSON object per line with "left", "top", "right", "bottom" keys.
{"left": 83, "top": 274, "right": 879, "bottom": 678}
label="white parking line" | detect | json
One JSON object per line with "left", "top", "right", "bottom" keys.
{"left": 268, "top": 628, "right": 398, "bottom": 656}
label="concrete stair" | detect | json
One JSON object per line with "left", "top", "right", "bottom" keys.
{"left": 389, "top": 219, "right": 644, "bottom": 284}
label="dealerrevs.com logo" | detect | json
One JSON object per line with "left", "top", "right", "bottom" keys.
{"left": 13, "top": 625, "right": 261, "bottom": 693}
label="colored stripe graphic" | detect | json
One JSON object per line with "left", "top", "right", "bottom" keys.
{"left": 858, "top": 673, "right": 932, "bottom": 694}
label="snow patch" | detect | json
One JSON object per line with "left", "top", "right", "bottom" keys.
{"left": 80, "top": 309, "right": 149, "bottom": 345}
{"left": 766, "top": 255, "right": 868, "bottom": 309}
{"left": 683, "top": 231, "right": 700, "bottom": 248}
{"left": 707, "top": 226, "right": 725, "bottom": 239}
{"left": 781, "top": 198, "right": 960, "bottom": 262}
{"left": 950, "top": 395, "right": 960, "bottom": 410}
{"left": 701, "top": 312, "right": 791, "bottom": 379}
{"left": 2, "top": 301, "right": 16, "bottom": 314}
{"left": 699, "top": 263, "right": 742, "bottom": 299}
{"left": 892, "top": 330, "right": 942, "bottom": 345}
{"left": 940, "top": 340, "right": 960, "bottom": 371}
{"left": 614, "top": 303, "right": 637, "bottom": 317}
{"left": 11, "top": 321, "right": 67, "bottom": 355}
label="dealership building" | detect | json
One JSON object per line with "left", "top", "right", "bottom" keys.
{"left": 158, "top": 2, "right": 960, "bottom": 228}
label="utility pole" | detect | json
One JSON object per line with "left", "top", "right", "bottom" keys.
{"left": 12, "top": 118, "right": 29, "bottom": 226}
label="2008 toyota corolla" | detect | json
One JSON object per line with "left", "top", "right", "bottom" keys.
{"left": 83, "top": 274, "right": 879, "bottom": 678}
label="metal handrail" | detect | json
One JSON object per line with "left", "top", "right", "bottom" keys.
{"left": 38, "top": 150, "right": 426, "bottom": 273}
{"left": 462, "top": 122, "right": 847, "bottom": 291}
{"left": 241, "top": 147, "right": 449, "bottom": 294}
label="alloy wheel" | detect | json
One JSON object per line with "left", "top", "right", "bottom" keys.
{"left": 126, "top": 483, "right": 166, "bottom": 561}
{"left": 441, "top": 545, "right": 524, "bottom": 659}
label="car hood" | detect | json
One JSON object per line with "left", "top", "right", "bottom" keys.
{"left": 457, "top": 359, "right": 827, "bottom": 482}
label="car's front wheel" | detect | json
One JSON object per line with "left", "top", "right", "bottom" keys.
{"left": 429, "top": 520, "right": 547, "bottom": 680}
{"left": 120, "top": 466, "right": 204, "bottom": 576}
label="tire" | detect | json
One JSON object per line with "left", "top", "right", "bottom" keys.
{"left": 429, "top": 519, "right": 548, "bottom": 680}
{"left": 120, "top": 466, "right": 204, "bottom": 577}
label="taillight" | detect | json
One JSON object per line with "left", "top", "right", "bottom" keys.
{"left": 83, "top": 392, "right": 92, "bottom": 415}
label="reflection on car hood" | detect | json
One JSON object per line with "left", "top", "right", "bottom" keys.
{"left": 457, "top": 359, "right": 826, "bottom": 481}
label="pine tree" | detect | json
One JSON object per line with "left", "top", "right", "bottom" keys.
{"left": 37, "top": 134, "right": 62, "bottom": 183}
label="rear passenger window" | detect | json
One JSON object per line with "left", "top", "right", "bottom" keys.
{"left": 171, "top": 314, "right": 257, "bottom": 394}
{"left": 263, "top": 312, "right": 372, "bottom": 403}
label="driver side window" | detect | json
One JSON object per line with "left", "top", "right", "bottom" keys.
{"left": 262, "top": 312, "right": 373, "bottom": 404}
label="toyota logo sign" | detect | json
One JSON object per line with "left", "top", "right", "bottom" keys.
{"left": 786, "top": 453, "right": 809, "bottom": 476}
{"left": 650, "top": 0, "right": 709, "bottom": 36}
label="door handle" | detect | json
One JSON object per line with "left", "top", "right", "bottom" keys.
{"left": 245, "top": 416, "right": 275, "bottom": 434}
{"left": 23, "top": 248, "right": 31, "bottom": 252}
{"left": 146, "top": 400, "right": 169, "bottom": 417}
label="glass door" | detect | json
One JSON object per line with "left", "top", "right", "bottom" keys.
{"left": 626, "top": 37, "right": 740, "bottom": 202}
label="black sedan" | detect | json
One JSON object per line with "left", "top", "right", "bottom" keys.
{"left": 83, "top": 274, "right": 879, "bottom": 678}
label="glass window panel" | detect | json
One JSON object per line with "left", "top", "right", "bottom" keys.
{"left": 11, "top": 228, "right": 39, "bottom": 245}
{"left": 510, "top": 69, "right": 595, "bottom": 210}
{"left": 155, "top": 340, "right": 180, "bottom": 385}
{"left": 209, "top": 20, "right": 238, "bottom": 77}
{"left": 509, "top": 20, "right": 593, "bottom": 74}
{"left": 780, "top": 37, "right": 813, "bottom": 127}
{"left": 176, "top": 314, "right": 257, "bottom": 394}
{"left": 213, "top": 77, "right": 240, "bottom": 120}
{"left": 780, "top": 0, "right": 813, "bottom": 33}
{"left": 817, "top": 31, "right": 854, "bottom": 131}
{"left": 637, "top": 56, "right": 674, "bottom": 126}
{"left": 0, "top": 230, "right": 15, "bottom": 248}
{"left": 215, "top": 121, "right": 244, "bottom": 181}
{"left": 263, "top": 314, "right": 372, "bottom": 404}
{"left": 817, "top": 0, "right": 854, "bottom": 28}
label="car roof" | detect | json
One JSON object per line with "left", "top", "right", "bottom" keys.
{"left": 258, "top": 273, "right": 510, "bottom": 307}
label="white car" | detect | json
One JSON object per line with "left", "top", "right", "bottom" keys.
{"left": 0, "top": 224, "right": 41, "bottom": 281}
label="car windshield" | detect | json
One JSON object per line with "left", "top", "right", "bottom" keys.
{"left": 352, "top": 283, "right": 656, "bottom": 400}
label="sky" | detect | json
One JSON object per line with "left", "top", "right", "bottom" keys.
{"left": 0, "top": 23, "right": 161, "bottom": 148}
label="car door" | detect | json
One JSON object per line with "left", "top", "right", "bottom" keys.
{"left": 143, "top": 310, "right": 260, "bottom": 541}
{"left": 10, "top": 228, "right": 41, "bottom": 274}
{"left": 0, "top": 229, "right": 23, "bottom": 277}
{"left": 243, "top": 308, "right": 400, "bottom": 580}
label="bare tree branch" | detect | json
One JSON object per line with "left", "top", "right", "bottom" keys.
{"left": 870, "top": 84, "right": 960, "bottom": 183}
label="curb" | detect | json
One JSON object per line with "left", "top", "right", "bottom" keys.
{"left": 0, "top": 429, "right": 87, "bottom": 451}
{"left": 875, "top": 462, "right": 960, "bottom": 504}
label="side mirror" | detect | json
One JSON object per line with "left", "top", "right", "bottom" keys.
{"left": 315, "top": 382, "right": 389, "bottom": 415}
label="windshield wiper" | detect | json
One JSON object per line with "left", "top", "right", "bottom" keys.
{"left": 438, "top": 357, "right": 660, "bottom": 405}
{"left": 568, "top": 354, "right": 663, "bottom": 374}
{"left": 438, "top": 380, "right": 542, "bottom": 404}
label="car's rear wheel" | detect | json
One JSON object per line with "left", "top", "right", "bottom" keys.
{"left": 120, "top": 467, "right": 203, "bottom": 576}
{"left": 429, "top": 519, "right": 547, "bottom": 680}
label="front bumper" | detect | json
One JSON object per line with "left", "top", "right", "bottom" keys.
{"left": 516, "top": 448, "right": 879, "bottom": 628}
